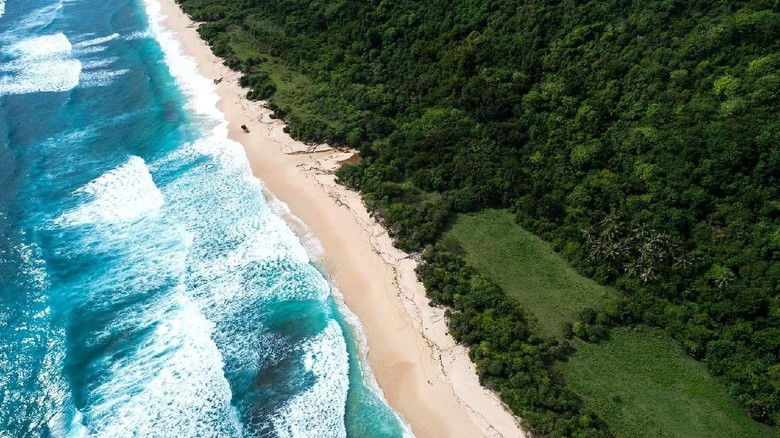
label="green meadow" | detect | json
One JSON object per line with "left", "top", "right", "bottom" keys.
{"left": 446, "top": 209, "right": 611, "bottom": 337}
{"left": 562, "top": 326, "right": 770, "bottom": 437}
{"left": 447, "top": 210, "right": 768, "bottom": 437}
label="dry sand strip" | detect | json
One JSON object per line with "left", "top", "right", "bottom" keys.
{"left": 157, "top": 0, "right": 526, "bottom": 436}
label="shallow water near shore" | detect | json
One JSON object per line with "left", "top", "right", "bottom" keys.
{"left": 0, "top": 0, "right": 407, "bottom": 435}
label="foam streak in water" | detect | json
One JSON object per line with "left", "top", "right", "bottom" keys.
{"left": 272, "top": 321, "right": 350, "bottom": 438}
{"left": 140, "top": 0, "right": 221, "bottom": 121}
{"left": 83, "top": 295, "right": 243, "bottom": 437}
{"left": 0, "top": 33, "right": 81, "bottom": 95}
{"left": 74, "top": 33, "right": 119, "bottom": 48}
{"left": 57, "top": 156, "right": 164, "bottom": 226}
{"left": 80, "top": 69, "right": 130, "bottom": 87}
{"left": 0, "top": 2, "right": 62, "bottom": 37}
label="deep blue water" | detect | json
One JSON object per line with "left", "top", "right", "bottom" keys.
{"left": 0, "top": 0, "right": 406, "bottom": 436}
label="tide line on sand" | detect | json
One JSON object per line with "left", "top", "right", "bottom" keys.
{"left": 155, "top": 0, "right": 526, "bottom": 436}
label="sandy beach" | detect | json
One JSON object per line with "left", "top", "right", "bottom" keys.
{"left": 157, "top": 0, "right": 525, "bottom": 436}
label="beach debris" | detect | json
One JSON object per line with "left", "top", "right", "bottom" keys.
{"left": 214, "top": 77, "right": 223, "bottom": 84}
{"left": 240, "top": 124, "right": 250, "bottom": 133}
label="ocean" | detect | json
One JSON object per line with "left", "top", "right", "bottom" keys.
{"left": 0, "top": 0, "right": 407, "bottom": 436}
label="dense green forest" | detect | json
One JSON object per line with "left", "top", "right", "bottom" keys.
{"left": 177, "top": 0, "right": 779, "bottom": 435}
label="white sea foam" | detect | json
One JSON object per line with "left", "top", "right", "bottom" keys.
{"left": 57, "top": 156, "right": 164, "bottom": 226}
{"left": 156, "top": 135, "right": 327, "bottom": 304}
{"left": 74, "top": 33, "right": 119, "bottom": 48}
{"left": 82, "top": 294, "right": 242, "bottom": 437}
{"left": 0, "top": 2, "right": 62, "bottom": 35}
{"left": 7, "top": 33, "right": 70, "bottom": 58}
{"left": 41, "top": 153, "right": 239, "bottom": 436}
{"left": 70, "top": 33, "right": 129, "bottom": 88}
{"left": 81, "top": 57, "right": 118, "bottom": 70}
{"left": 0, "top": 1, "right": 6, "bottom": 20}
{"left": 140, "top": 0, "right": 221, "bottom": 122}
{"left": 268, "top": 195, "right": 326, "bottom": 261}
{"left": 0, "top": 33, "right": 81, "bottom": 96}
{"left": 123, "top": 30, "right": 152, "bottom": 41}
{"left": 80, "top": 69, "right": 130, "bottom": 87}
{"left": 272, "top": 321, "right": 349, "bottom": 438}
{"left": 160, "top": 134, "right": 312, "bottom": 264}
{"left": 0, "top": 58, "right": 80, "bottom": 94}
{"left": 68, "top": 227, "right": 192, "bottom": 335}
{"left": 66, "top": 410, "right": 90, "bottom": 438}
{"left": 73, "top": 45, "right": 107, "bottom": 55}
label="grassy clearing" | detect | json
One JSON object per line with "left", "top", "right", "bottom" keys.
{"left": 447, "top": 209, "right": 768, "bottom": 436}
{"left": 226, "top": 29, "right": 348, "bottom": 133}
{"left": 446, "top": 209, "right": 611, "bottom": 337}
{"left": 560, "top": 326, "right": 771, "bottom": 438}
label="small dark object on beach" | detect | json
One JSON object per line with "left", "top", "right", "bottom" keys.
{"left": 214, "top": 77, "right": 223, "bottom": 84}
{"left": 240, "top": 124, "right": 250, "bottom": 133}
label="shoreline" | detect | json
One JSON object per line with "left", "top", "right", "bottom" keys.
{"left": 156, "top": 0, "right": 525, "bottom": 436}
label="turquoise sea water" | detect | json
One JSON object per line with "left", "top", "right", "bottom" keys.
{"left": 0, "top": 0, "right": 407, "bottom": 436}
